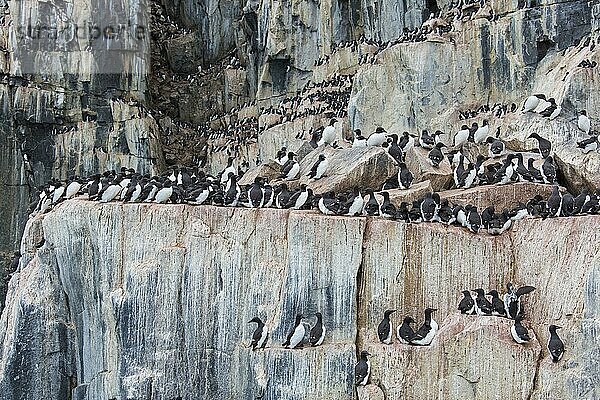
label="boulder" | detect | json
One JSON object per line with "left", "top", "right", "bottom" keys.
{"left": 238, "top": 160, "right": 283, "bottom": 185}
{"left": 370, "top": 180, "right": 433, "bottom": 206}
{"left": 440, "top": 182, "right": 556, "bottom": 210}
{"left": 404, "top": 147, "right": 453, "bottom": 191}
{"left": 297, "top": 146, "right": 399, "bottom": 195}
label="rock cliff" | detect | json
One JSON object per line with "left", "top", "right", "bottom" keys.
{"left": 0, "top": 201, "right": 598, "bottom": 399}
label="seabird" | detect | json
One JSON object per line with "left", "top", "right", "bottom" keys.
{"left": 386, "top": 134, "right": 403, "bottom": 162}
{"left": 454, "top": 125, "right": 469, "bottom": 147}
{"left": 419, "top": 129, "right": 437, "bottom": 149}
{"left": 248, "top": 317, "right": 268, "bottom": 350}
{"left": 473, "top": 120, "right": 489, "bottom": 144}
{"left": 363, "top": 190, "right": 380, "bottom": 216}
{"left": 283, "top": 314, "right": 306, "bottom": 349}
{"left": 473, "top": 288, "right": 492, "bottom": 315}
{"left": 428, "top": 143, "right": 446, "bottom": 167}
{"left": 398, "top": 162, "right": 414, "bottom": 189}
{"left": 367, "top": 127, "right": 387, "bottom": 146}
{"left": 410, "top": 308, "right": 438, "bottom": 346}
{"left": 522, "top": 94, "right": 546, "bottom": 112}
{"left": 377, "top": 309, "right": 396, "bottom": 344}
{"left": 540, "top": 156, "right": 556, "bottom": 184}
{"left": 488, "top": 290, "right": 507, "bottom": 316}
{"left": 354, "top": 351, "right": 371, "bottom": 386}
{"left": 548, "top": 325, "right": 565, "bottom": 362}
{"left": 345, "top": 188, "right": 364, "bottom": 216}
{"left": 309, "top": 312, "right": 326, "bottom": 346}
{"left": 224, "top": 174, "right": 241, "bottom": 206}
{"left": 528, "top": 133, "right": 552, "bottom": 158}
{"left": 318, "top": 118, "right": 337, "bottom": 146}
{"left": 458, "top": 290, "right": 476, "bottom": 315}
{"left": 577, "top": 110, "right": 591, "bottom": 134}
{"left": 396, "top": 316, "right": 416, "bottom": 344}
{"left": 307, "top": 154, "right": 329, "bottom": 180}
{"left": 577, "top": 135, "right": 599, "bottom": 153}
{"left": 487, "top": 136, "right": 505, "bottom": 158}
{"left": 286, "top": 184, "right": 310, "bottom": 209}
{"left": 248, "top": 177, "right": 265, "bottom": 208}
{"left": 154, "top": 180, "right": 174, "bottom": 204}
{"left": 511, "top": 316, "right": 531, "bottom": 344}
{"left": 220, "top": 157, "right": 236, "bottom": 185}
{"left": 352, "top": 129, "right": 367, "bottom": 147}
{"left": 279, "top": 152, "right": 300, "bottom": 180}
{"left": 503, "top": 284, "right": 536, "bottom": 319}
{"left": 547, "top": 185, "right": 562, "bottom": 217}
{"left": 379, "top": 192, "right": 396, "bottom": 218}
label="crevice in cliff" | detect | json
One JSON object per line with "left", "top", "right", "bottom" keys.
{"left": 526, "top": 345, "right": 544, "bottom": 400}
{"left": 354, "top": 218, "right": 369, "bottom": 357}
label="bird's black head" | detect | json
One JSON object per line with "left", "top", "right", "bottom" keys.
{"left": 376, "top": 127, "right": 386, "bottom": 133}
{"left": 487, "top": 290, "right": 499, "bottom": 297}
{"left": 462, "top": 290, "right": 471, "bottom": 296}
{"left": 473, "top": 288, "right": 485, "bottom": 296}
{"left": 384, "top": 309, "right": 396, "bottom": 316}
{"left": 424, "top": 308, "right": 437, "bottom": 315}
{"left": 535, "top": 94, "right": 547, "bottom": 100}
{"left": 319, "top": 154, "right": 326, "bottom": 161}
{"left": 579, "top": 110, "right": 587, "bottom": 116}
{"left": 248, "top": 317, "right": 262, "bottom": 324}
{"left": 360, "top": 350, "right": 371, "bottom": 358}
{"left": 404, "top": 316, "right": 416, "bottom": 324}
{"left": 549, "top": 325, "right": 562, "bottom": 332}
{"left": 354, "top": 129, "right": 362, "bottom": 135}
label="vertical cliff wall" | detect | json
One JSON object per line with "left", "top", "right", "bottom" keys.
{"left": 0, "top": 202, "right": 597, "bottom": 399}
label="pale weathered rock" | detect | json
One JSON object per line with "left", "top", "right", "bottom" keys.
{"left": 356, "top": 384, "right": 385, "bottom": 400}
{"left": 405, "top": 147, "right": 453, "bottom": 191}
{"left": 238, "top": 160, "right": 283, "bottom": 185}
{"left": 297, "top": 146, "right": 399, "bottom": 195}
{"left": 440, "top": 182, "right": 555, "bottom": 210}
{"left": 1, "top": 201, "right": 598, "bottom": 399}
{"left": 384, "top": 180, "right": 433, "bottom": 205}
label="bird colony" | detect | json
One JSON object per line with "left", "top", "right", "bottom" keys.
{"left": 28, "top": 91, "right": 597, "bottom": 389}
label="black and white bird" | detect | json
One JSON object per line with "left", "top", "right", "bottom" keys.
{"left": 398, "top": 131, "right": 416, "bottom": 152}
{"left": 420, "top": 192, "right": 439, "bottom": 222}
{"left": 345, "top": 188, "right": 364, "bottom": 216}
{"left": 283, "top": 314, "right": 306, "bottom": 349}
{"left": 307, "top": 154, "right": 329, "bottom": 180}
{"left": 379, "top": 192, "right": 396, "bottom": 218}
{"left": 458, "top": 290, "right": 476, "bottom": 315}
{"left": 522, "top": 94, "right": 546, "bottom": 112}
{"left": 503, "top": 283, "right": 536, "bottom": 319}
{"left": 578, "top": 110, "right": 591, "bottom": 134}
{"left": 354, "top": 351, "right": 371, "bottom": 386}
{"left": 473, "top": 288, "right": 492, "bottom": 315}
{"left": 363, "top": 190, "right": 380, "bottom": 216}
{"left": 428, "top": 143, "right": 446, "bottom": 167}
{"left": 248, "top": 177, "right": 265, "bottom": 208}
{"left": 577, "top": 135, "right": 599, "bottom": 154}
{"left": 154, "top": 180, "right": 173, "bottom": 204}
{"left": 367, "top": 127, "right": 387, "bottom": 147}
{"left": 377, "top": 309, "right": 396, "bottom": 344}
{"left": 65, "top": 177, "right": 82, "bottom": 199}
{"left": 275, "top": 147, "right": 288, "bottom": 165}
{"left": 386, "top": 134, "right": 404, "bottom": 162}
{"left": 466, "top": 206, "right": 482, "bottom": 233}
{"left": 528, "top": 133, "right": 552, "bottom": 158}
{"left": 398, "top": 162, "right": 414, "bottom": 190}
{"left": 396, "top": 316, "right": 416, "bottom": 344}
{"left": 248, "top": 317, "right": 268, "bottom": 350}
{"left": 547, "top": 185, "right": 562, "bottom": 217}
{"left": 548, "top": 325, "right": 565, "bottom": 362}
{"left": 318, "top": 118, "right": 337, "bottom": 146}
{"left": 539, "top": 98, "right": 560, "bottom": 119}
{"left": 419, "top": 129, "right": 437, "bottom": 149}
{"left": 220, "top": 157, "right": 236, "bottom": 185}
{"left": 352, "top": 129, "right": 367, "bottom": 148}
{"left": 309, "top": 312, "right": 326, "bottom": 347}
{"left": 487, "top": 136, "right": 505, "bottom": 158}
{"left": 410, "top": 308, "right": 438, "bottom": 346}
{"left": 454, "top": 125, "right": 470, "bottom": 147}
{"left": 541, "top": 156, "right": 556, "bottom": 184}
{"left": 279, "top": 153, "right": 300, "bottom": 180}
{"left": 224, "top": 174, "right": 241, "bottom": 207}
{"left": 473, "top": 120, "right": 490, "bottom": 144}
{"left": 318, "top": 191, "right": 339, "bottom": 215}
{"left": 488, "top": 290, "right": 506, "bottom": 316}
{"left": 511, "top": 316, "right": 531, "bottom": 344}
{"left": 287, "top": 184, "right": 310, "bottom": 209}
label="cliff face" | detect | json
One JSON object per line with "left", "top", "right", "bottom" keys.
{"left": 0, "top": 201, "right": 597, "bottom": 400}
